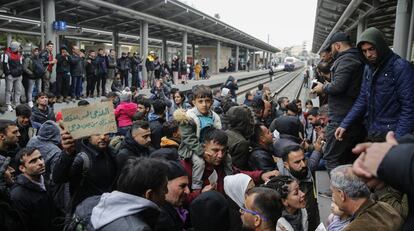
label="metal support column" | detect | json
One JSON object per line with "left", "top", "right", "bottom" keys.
{"left": 406, "top": 0, "right": 414, "bottom": 60}
{"left": 252, "top": 50, "right": 256, "bottom": 70}
{"left": 182, "top": 31, "right": 188, "bottom": 63}
{"left": 45, "top": 0, "right": 57, "bottom": 80}
{"left": 357, "top": 17, "right": 367, "bottom": 39}
{"left": 192, "top": 43, "right": 196, "bottom": 64}
{"left": 40, "top": 0, "right": 45, "bottom": 48}
{"left": 141, "top": 21, "right": 149, "bottom": 84}
{"left": 235, "top": 45, "right": 239, "bottom": 72}
{"left": 393, "top": 0, "right": 411, "bottom": 58}
{"left": 216, "top": 41, "right": 221, "bottom": 74}
{"left": 245, "top": 49, "right": 249, "bottom": 70}
{"left": 6, "top": 34, "right": 12, "bottom": 47}
{"left": 263, "top": 51, "right": 266, "bottom": 68}
{"left": 162, "top": 38, "right": 167, "bottom": 63}
{"left": 76, "top": 40, "right": 81, "bottom": 48}
{"left": 112, "top": 30, "right": 119, "bottom": 58}
{"left": 139, "top": 22, "right": 143, "bottom": 56}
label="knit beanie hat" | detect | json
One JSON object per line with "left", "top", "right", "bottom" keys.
{"left": 10, "top": 41, "right": 20, "bottom": 52}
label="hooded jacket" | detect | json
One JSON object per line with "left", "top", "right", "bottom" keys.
{"left": 10, "top": 175, "right": 54, "bottom": 231}
{"left": 114, "top": 101, "right": 137, "bottom": 128}
{"left": 52, "top": 138, "right": 117, "bottom": 212}
{"left": 148, "top": 112, "right": 166, "bottom": 149}
{"left": 322, "top": 47, "right": 364, "bottom": 122}
{"left": 116, "top": 131, "right": 152, "bottom": 170}
{"left": 91, "top": 191, "right": 160, "bottom": 231}
{"left": 31, "top": 105, "right": 56, "bottom": 125}
{"left": 340, "top": 27, "right": 414, "bottom": 138}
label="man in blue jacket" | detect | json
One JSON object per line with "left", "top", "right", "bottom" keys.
{"left": 335, "top": 27, "right": 414, "bottom": 141}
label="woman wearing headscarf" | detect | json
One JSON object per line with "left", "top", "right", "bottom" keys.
{"left": 224, "top": 173, "right": 255, "bottom": 231}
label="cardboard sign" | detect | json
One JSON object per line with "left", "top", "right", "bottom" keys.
{"left": 61, "top": 101, "right": 117, "bottom": 139}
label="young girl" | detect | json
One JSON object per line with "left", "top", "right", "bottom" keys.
{"left": 114, "top": 88, "right": 137, "bottom": 136}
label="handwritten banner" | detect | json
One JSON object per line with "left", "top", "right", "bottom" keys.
{"left": 61, "top": 101, "right": 117, "bottom": 139}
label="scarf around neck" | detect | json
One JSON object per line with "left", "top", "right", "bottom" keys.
{"left": 282, "top": 209, "right": 303, "bottom": 231}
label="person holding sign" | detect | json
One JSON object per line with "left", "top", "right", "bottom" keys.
{"left": 52, "top": 124, "right": 117, "bottom": 214}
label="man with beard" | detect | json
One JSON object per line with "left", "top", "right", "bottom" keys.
{"left": 11, "top": 148, "right": 55, "bottom": 231}
{"left": 0, "top": 120, "right": 21, "bottom": 169}
{"left": 53, "top": 130, "right": 117, "bottom": 213}
{"left": 276, "top": 144, "right": 321, "bottom": 231}
{"left": 155, "top": 159, "right": 190, "bottom": 231}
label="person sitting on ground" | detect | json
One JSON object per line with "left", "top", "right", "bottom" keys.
{"left": 326, "top": 201, "right": 351, "bottom": 231}
{"left": 249, "top": 124, "right": 277, "bottom": 172}
{"left": 117, "top": 120, "right": 153, "bottom": 170}
{"left": 240, "top": 187, "right": 283, "bottom": 231}
{"left": 223, "top": 75, "right": 238, "bottom": 102}
{"left": 331, "top": 164, "right": 403, "bottom": 231}
{"left": 90, "top": 157, "right": 169, "bottom": 230}
{"left": 0, "top": 155, "right": 25, "bottom": 231}
{"left": 114, "top": 88, "right": 137, "bottom": 136}
{"left": 277, "top": 145, "right": 322, "bottom": 230}
{"left": 224, "top": 173, "right": 255, "bottom": 231}
{"left": 244, "top": 91, "right": 254, "bottom": 107}
{"left": 264, "top": 175, "right": 308, "bottom": 231}
{"left": 31, "top": 92, "right": 56, "bottom": 127}
{"left": 189, "top": 191, "right": 230, "bottom": 231}
{"left": 0, "top": 120, "right": 21, "bottom": 169}
{"left": 15, "top": 104, "right": 36, "bottom": 148}
{"left": 11, "top": 148, "right": 55, "bottom": 231}
{"left": 148, "top": 99, "right": 167, "bottom": 149}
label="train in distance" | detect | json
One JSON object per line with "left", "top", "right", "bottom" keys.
{"left": 283, "top": 56, "right": 305, "bottom": 71}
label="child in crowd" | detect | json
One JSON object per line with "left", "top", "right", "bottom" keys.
{"left": 180, "top": 85, "right": 232, "bottom": 190}
{"left": 114, "top": 88, "right": 137, "bottom": 136}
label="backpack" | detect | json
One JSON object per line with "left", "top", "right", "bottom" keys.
{"left": 63, "top": 195, "right": 100, "bottom": 231}
{"left": 63, "top": 152, "right": 95, "bottom": 231}
{"left": 33, "top": 57, "right": 46, "bottom": 78}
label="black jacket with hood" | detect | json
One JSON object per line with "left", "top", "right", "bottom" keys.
{"left": 31, "top": 105, "right": 56, "bottom": 125}
{"left": 248, "top": 144, "right": 277, "bottom": 172}
{"left": 52, "top": 138, "right": 117, "bottom": 212}
{"left": 322, "top": 47, "right": 364, "bottom": 122}
{"left": 116, "top": 131, "right": 152, "bottom": 171}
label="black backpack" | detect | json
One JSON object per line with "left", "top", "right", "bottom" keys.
{"left": 63, "top": 195, "right": 100, "bottom": 231}
{"left": 32, "top": 57, "right": 46, "bottom": 78}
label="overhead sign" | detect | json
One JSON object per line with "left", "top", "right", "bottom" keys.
{"left": 61, "top": 101, "right": 117, "bottom": 139}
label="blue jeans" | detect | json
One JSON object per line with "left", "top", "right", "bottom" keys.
{"left": 71, "top": 75, "right": 83, "bottom": 97}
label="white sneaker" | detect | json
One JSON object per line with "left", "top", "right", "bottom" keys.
{"left": 28, "top": 101, "right": 34, "bottom": 108}
{"left": 7, "top": 105, "right": 13, "bottom": 112}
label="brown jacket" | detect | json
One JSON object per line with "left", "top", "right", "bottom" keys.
{"left": 343, "top": 199, "right": 403, "bottom": 231}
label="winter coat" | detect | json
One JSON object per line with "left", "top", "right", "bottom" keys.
{"left": 52, "top": 138, "right": 117, "bottom": 212}
{"left": 148, "top": 113, "right": 166, "bottom": 149}
{"left": 117, "top": 56, "right": 131, "bottom": 71}
{"left": 116, "top": 131, "right": 152, "bottom": 170}
{"left": 115, "top": 102, "right": 138, "bottom": 128}
{"left": 155, "top": 202, "right": 187, "bottom": 231}
{"left": 224, "top": 77, "right": 238, "bottom": 97}
{"left": 70, "top": 54, "right": 84, "bottom": 77}
{"left": 91, "top": 191, "right": 160, "bottom": 231}
{"left": 1, "top": 49, "right": 23, "bottom": 77}
{"left": 322, "top": 48, "right": 364, "bottom": 122}
{"left": 107, "top": 55, "right": 117, "bottom": 79}
{"left": 377, "top": 134, "right": 414, "bottom": 231}
{"left": 23, "top": 56, "right": 34, "bottom": 79}
{"left": 56, "top": 54, "right": 70, "bottom": 73}
{"left": 16, "top": 120, "right": 36, "bottom": 148}
{"left": 276, "top": 208, "right": 308, "bottom": 231}
{"left": 186, "top": 107, "right": 222, "bottom": 138}
{"left": 96, "top": 54, "right": 108, "bottom": 75}
{"left": 340, "top": 27, "right": 414, "bottom": 138}
{"left": 146, "top": 54, "right": 155, "bottom": 71}
{"left": 111, "top": 80, "right": 123, "bottom": 92}
{"left": 226, "top": 130, "right": 251, "bottom": 170}
{"left": 31, "top": 105, "right": 56, "bottom": 125}
{"left": 342, "top": 199, "right": 403, "bottom": 231}
{"left": 10, "top": 175, "right": 54, "bottom": 231}
{"left": 85, "top": 56, "right": 97, "bottom": 76}
{"left": 248, "top": 145, "right": 277, "bottom": 172}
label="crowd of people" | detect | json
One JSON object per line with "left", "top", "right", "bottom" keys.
{"left": 0, "top": 26, "right": 414, "bottom": 231}
{"left": 0, "top": 40, "right": 213, "bottom": 113}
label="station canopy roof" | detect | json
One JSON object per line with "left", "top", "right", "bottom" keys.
{"left": 312, "top": 0, "right": 397, "bottom": 53}
{"left": 0, "top": 0, "right": 279, "bottom": 52}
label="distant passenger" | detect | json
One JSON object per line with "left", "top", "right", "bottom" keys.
{"left": 312, "top": 31, "right": 365, "bottom": 174}
{"left": 335, "top": 27, "right": 414, "bottom": 141}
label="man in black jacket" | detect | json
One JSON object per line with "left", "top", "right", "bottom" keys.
{"left": 116, "top": 120, "right": 153, "bottom": 171}
{"left": 70, "top": 45, "right": 85, "bottom": 100}
{"left": 31, "top": 92, "right": 55, "bottom": 126}
{"left": 312, "top": 31, "right": 365, "bottom": 173}
{"left": 15, "top": 104, "right": 35, "bottom": 148}
{"left": 11, "top": 147, "right": 55, "bottom": 231}
{"left": 353, "top": 131, "right": 414, "bottom": 231}
{"left": 55, "top": 46, "right": 71, "bottom": 103}
{"left": 53, "top": 131, "right": 117, "bottom": 213}
{"left": 149, "top": 99, "right": 167, "bottom": 149}
{"left": 0, "top": 120, "right": 21, "bottom": 169}
{"left": 96, "top": 48, "right": 109, "bottom": 96}
{"left": 85, "top": 50, "right": 98, "bottom": 98}
{"left": 117, "top": 52, "right": 131, "bottom": 87}
{"left": 249, "top": 124, "right": 276, "bottom": 172}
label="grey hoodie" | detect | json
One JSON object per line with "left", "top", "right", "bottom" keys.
{"left": 91, "top": 190, "right": 160, "bottom": 230}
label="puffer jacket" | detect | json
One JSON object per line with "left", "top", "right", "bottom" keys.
{"left": 70, "top": 54, "right": 84, "bottom": 77}
{"left": 322, "top": 48, "right": 364, "bottom": 122}
{"left": 340, "top": 27, "right": 414, "bottom": 138}
{"left": 248, "top": 145, "right": 276, "bottom": 172}
{"left": 116, "top": 131, "right": 152, "bottom": 170}
{"left": 114, "top": 102, "right": 137, "bottom": 128}
{"left": 31, "top": 105, "right": 55, "bottom": 125}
